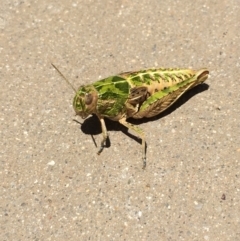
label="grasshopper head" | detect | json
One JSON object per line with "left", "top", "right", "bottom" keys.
{"left": 73, "top": 86, "right": 98, "bottom": 119}
{"left": 51, "top": 64, "right": 98, "bottom": 119}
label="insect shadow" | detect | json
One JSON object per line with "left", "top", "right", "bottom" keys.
{"left": 78, "top": 83, "right": 209, "bottom": 148}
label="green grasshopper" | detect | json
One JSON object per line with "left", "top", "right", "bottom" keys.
{"left": 52, "top": 64, "right": 209, "bottom": 168}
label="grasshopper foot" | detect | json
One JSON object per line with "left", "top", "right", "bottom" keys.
{"left": 142, "top": 158, "right": 146, "bottom": 169}
{"left": 97, "top": 145, "right": 105, "bottom": 155}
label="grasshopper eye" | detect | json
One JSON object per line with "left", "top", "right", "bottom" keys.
{"left": 84, "top": 93, "right": 93, "bottom": 105}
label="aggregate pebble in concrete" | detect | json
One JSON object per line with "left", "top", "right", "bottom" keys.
{"left": 0, "top": 0, "right": 239, "bottom": 240}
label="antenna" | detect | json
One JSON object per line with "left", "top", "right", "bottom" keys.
{"left": 51, "top": 63, "right": 77, "bottom": 94}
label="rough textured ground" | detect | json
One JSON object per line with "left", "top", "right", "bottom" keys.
{"left": 1, "top": 0, "right": 239, "bottom": 240}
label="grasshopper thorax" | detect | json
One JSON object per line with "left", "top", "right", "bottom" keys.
{"left": 73, "top": 85, "right": 98, "bottom": 119}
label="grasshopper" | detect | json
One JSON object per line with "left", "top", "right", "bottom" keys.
{"left": 52, "top": 64, "right": 209, "bottom": 168}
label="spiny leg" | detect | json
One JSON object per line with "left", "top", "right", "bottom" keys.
{"left": 97, "top": 117, "right": 108, "bottom": 155}
{"left": 119, "top": 117, "right": 146, "bottom": 169}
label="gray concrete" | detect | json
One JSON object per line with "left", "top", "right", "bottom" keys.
{"left": 1, "top": 0, "right": 239, "bottom": 240}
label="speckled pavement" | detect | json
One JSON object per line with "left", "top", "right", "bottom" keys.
{"left": 1, "top": 1, "right": 239, "bottom": 240}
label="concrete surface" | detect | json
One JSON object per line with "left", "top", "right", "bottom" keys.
{"left": 0, "top": 0, "right": 239, "bottom": 240}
